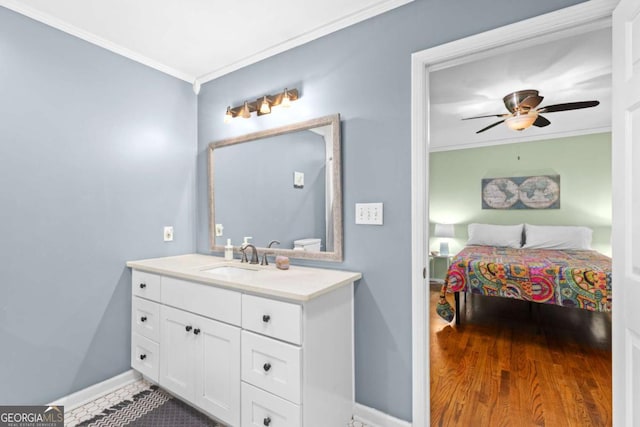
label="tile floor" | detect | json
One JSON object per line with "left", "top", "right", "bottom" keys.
{"left": 65, "top": 379, "right": 369, "bottom": 427}
{"left": 64, "top": 378, "right": 153, "bottom": 426}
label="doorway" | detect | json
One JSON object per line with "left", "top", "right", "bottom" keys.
{"left": 410, "top": 1, "right": 618, "bottom": 425}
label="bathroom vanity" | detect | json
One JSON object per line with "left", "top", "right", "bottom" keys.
{"left": 127, "top": 254, "right": 360, "bottom": 427}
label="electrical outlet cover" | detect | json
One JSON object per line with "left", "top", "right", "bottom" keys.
{"left": 163, "top": 226, "right": 174, "bottom": 241}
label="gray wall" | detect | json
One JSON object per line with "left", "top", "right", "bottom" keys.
{"left": 213, "top": 130, "right": 326, "bottom": 250}
{"left": 197, "top": 0, "right": 586, "bottom": 420}
{"left": 0, "top": 8, "right": 196, "bottom": 404}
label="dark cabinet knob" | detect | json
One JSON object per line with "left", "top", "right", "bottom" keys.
{"left": 263, "top": 417, "right": 271, "bottom": 426}
{"left": 139, "top": 283, "right": 146, "bottom": 289}
{"left": 263, "top": 362, "right": 271, "bottom": 372}
{"left": 139, "top": 354, "right": 147, "bottom": 360}
{"left": 193, "top": 328, "right": 201, "bottom": 335}
{"left": 140, "top": 316, "right": 147, "bottom": 322}
{"left": 262, "top": 314, "right": 271, "bottom": 323}
{"left": 185, "top": 325, "right": 192, "bottom": 332}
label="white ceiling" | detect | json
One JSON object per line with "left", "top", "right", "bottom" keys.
{"left": 1, "top": 0, "right": 412, "bottom": 84}
{"left": 430, "top": 24, "right": 612, "bottom": 151}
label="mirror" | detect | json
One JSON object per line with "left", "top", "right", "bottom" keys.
{"left": 208, "top": 114, "right": 342, "bottom": 261}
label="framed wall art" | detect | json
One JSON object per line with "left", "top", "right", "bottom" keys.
{"left": 481, "top": 175, "right": 560, "bottom": 210}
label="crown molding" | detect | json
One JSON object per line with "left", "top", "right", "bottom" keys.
{"left": 195, "top": 0, "right": 414, "bottom": 84}
{"left": 0, "top": 1, "right": 195, "bottom": 83}
{"left": 2, "top": 0, "right": 413, "bottom": 86}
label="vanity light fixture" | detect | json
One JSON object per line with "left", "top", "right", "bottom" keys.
{"left": 224, "top": 88, "right": 299, "bottom": 122}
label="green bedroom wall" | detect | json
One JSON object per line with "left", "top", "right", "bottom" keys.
{"left": 429, "top": 132, "right": 612, "bottom": 258}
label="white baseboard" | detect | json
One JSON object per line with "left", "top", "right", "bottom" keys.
{"left": 353, "top": 403, "right": 412, "bottom": 427}
{"left": 48, "top": 370, "right": 141, "bottom": 411}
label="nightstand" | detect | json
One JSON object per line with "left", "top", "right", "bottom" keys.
{"left": 429, "top": 254, "right": 453, "bottom": 284}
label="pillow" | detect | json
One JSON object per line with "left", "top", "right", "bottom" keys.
{"left": 466, "top": 223, "right": 523, "bottom": 248}
{"left": 522, "top": 224, "right": 592, "bottom": 250}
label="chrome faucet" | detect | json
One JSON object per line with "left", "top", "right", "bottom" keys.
{"left": 260, "top": 240, "right": 280, "bottom": 266}
{"left": 240, "top": 243, "right": 259, "bottom": 264}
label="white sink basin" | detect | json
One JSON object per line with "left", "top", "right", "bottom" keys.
{"left": 201, "top": 265, "right": 260, "bottom": 281}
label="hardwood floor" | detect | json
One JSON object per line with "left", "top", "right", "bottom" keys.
{"left": 429, "top": 284, "right": 612, "bottom": 427}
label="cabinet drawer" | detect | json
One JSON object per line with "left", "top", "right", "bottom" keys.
{"left": 242, "top": 295, "right": 301, "bottom": 345}
{"left": 132, "top": 332, "right": 159, "bottom": 382}
{"left": 132, "top": 270, "right": 161, "bottom": 302}
{"left": 132, "top": 297, "right": 160, "bottom": 342}
{"left": 241, "top": 382, "right": 301, "bottom": 427}
{"left": 241, "top": 331, "right": 301, "bottom": 404}
{"left": 162, "top": 276, "right": 241, "bottom": 326}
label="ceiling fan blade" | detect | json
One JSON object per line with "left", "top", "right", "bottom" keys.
{"left": 533, "top": 115, "right": 550, "bottom": 127}
{"left": 519, "top": 95, "right": 544, "bottom": 110}
{"left": 476, "top": 119, "right": 506, "bottom": 134}
{"left": 462, "top": 113, "right": 509, "bottom": 120}
{"left": 538, "top": 100, "right": 600, "bottom": 113}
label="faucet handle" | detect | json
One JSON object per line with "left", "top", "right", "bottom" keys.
{"left": 240, "top": 245, "right": 249, "bottom": 263}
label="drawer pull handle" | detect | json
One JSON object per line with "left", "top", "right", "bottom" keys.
{"left": 193, "top": 328, "right": 201, "bottom": 335}
{"left": 263, "top": 362, "right": 271, "bottom": 372}
{"left": 185, "top": 326, "right": 193, "bottom": 332}
{"left": 263, "top": 417, "right": 271, "bottom": 426}
{"left": 139, "top": 354, "right": 147, "bottom": 360}
{"left": 140, "top": 316, "right": 147, "bottom": 322}
{"left": 139, "top": 283, "right": 147, "bottom": 289}
{"left": 262, "top": 314, "right": 271, "bottom": 323}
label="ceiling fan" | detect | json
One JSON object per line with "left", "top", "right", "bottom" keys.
{"left": 463, "top": 89, "right": 600, "bottom": 134}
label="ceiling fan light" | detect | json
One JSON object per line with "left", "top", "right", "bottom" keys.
{"left": 505, "top": 111, "right": 538, "bottom": 131}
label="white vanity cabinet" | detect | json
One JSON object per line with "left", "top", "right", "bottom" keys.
{"left": 128, "top": 254, "right": 359, "bottom": 427}
{"left": 160, "top": 305, "right": 240, "bottom": 426}
{"left": 131, "top": 270, "right": 161, "bottom": 382}
{"left": 131, "top": 271, "right": 241, "bottom": 426}
{"left": 241, "top": 285, "right": 354, "bottom": 427}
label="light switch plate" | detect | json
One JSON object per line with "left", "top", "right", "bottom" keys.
{"left": 294, "top": 171, "right": 304, "bottom": 188}
{"left": 355, "top": 203, "right": 383, "bottom": 225}
{"left": 215, "top": 224, "right": 224, "bottom": 236}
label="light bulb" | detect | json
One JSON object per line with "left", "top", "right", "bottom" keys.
{"left": 281, "top": 88, "right": 291, "bottom": 108}
{"left": 259, "top": 96, "right": 271, "bottom": 114}
{"left": 505, "top": 111, "right": 538, "bottom": 131}
{"left": 224, "top": 106, "right": 232, "bottom": 123}
{"left": 241, "top": 101, "right": 251, "bottom": 119}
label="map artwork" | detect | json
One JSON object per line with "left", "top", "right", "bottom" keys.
{"left": 481, "top": 175, "right": 560, "bottom": 210}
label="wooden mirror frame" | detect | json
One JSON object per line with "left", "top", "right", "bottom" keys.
{"left": 208, "top": 114, "right": 343, "bottom": 262}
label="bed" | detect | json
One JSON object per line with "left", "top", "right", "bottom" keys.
{"left": 435, "top": 224, "right": 612, "bottom": 324}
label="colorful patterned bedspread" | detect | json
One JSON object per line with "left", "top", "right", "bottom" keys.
{"left": 444, "top": 246, "right": 612, "bottom": 312}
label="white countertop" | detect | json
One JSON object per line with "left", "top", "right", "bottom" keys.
{"left": 126, "top": 254, "right": 362, "bottom": 302}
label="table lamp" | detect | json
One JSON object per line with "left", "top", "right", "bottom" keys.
{"left": 434, "top": 223, "right": 454, "bottom": 256}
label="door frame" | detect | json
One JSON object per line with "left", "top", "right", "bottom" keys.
{"left": 410, "top": 0, "right": 618, "bottom": 425}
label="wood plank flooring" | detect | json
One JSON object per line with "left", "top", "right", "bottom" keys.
{"left": 429, "top": 285, "right": 612, "bottom": 427}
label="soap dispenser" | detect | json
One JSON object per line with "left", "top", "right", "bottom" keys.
{"left": 224, "top": 239, "right": 234, "bottom": 260}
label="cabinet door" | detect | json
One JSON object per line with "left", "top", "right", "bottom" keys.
{"left": 160, "top": 305, "right": 196, "bottom": 402}
{"left": 194, "top": 316, "right": 241, "bottom": 427}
